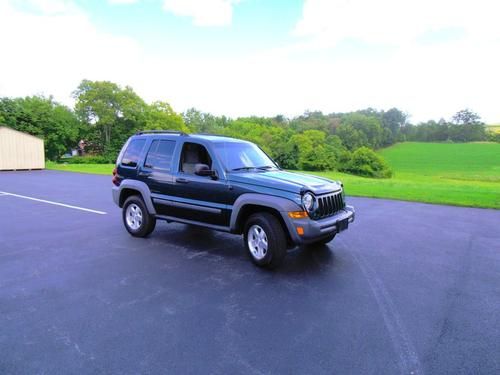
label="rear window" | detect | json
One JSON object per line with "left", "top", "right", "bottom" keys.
{"left": 121, "top": 139, "right": 146, "bottom": 168}
{"left": 144, "top": 140, "right": 176, "bottom": 170}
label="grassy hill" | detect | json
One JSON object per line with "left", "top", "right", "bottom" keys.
{"left": 379, "top": 142, "right": 500, "bottom": 182}
{"left": 314, "top": 142, "right": 500, "bottom": 209}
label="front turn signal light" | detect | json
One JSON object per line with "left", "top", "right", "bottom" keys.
{"left": 288, "top": 211, "right": 308, "bottom": 219}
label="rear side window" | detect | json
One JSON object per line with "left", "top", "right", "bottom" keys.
{"left": 145, "top": 140, "right": 176, "bottom": 171}
{"left": 121, "top": 139, "right": 146, "bottom": 168}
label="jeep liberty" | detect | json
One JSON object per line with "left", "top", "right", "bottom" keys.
{"left": 112, "top": 130, "right": 355, "bottom": 268}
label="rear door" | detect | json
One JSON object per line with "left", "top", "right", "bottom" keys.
{"left": 138, "top": 139, "right": 177, "bottom": 214}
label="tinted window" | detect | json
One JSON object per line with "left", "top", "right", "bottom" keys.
{"left": 145, "top": 140, "right": 176, "bottom": 170}
{"left": 121, "top": 139, "right": 146, "bottom": 168}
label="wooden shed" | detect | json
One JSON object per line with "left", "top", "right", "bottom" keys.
{"left": 0, "top": 126, "right": 45, "bottom": 170}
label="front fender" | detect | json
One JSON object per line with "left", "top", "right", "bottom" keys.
{"left": 229, "top": 193, "right": 302, "bottom": 232}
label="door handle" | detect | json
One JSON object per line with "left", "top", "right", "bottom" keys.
{"left": 176, "top": 178, "right": 189, "bottom": 184}
{"left": 138, "top": 171, "right": 152, "bottom": 177}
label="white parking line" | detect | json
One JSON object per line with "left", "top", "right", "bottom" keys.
{"left": 0, "top": 191, "right": 107, "bottom": 215}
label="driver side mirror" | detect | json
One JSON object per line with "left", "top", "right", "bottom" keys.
{"left": 195, "top": 163, "right": 217, "bottom": 179}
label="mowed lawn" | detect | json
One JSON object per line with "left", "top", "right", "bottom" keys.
{"left": 47, "top": 142, "right": 500, "bottom": 209}
{"left": 46, "top": 161, "right": 115, "bottom": 175}
{"left": 313, "top": 142, "right": 500, "bottom": 209}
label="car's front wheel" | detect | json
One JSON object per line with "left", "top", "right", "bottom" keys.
{"left": 122, "top": 195, "right": 156, "bottom": 237}
{"left": 243, "top": 213, "right": 287, "bottom": 268}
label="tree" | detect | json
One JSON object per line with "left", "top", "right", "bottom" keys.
{"left": 339, "top": 113, "right": 384, "bottom": 149}
{"left": 452, "top": 109, "right": 482, "bottom": 125}
{"left": 73, "top": 80, "right": 147, "bottom": 155}
{"left": 183, "top": 108, "right": 228, "bottom": 133}
{"left": 382, "top": 108, "right": 407, "bottom": 133}
{"left": 0, "top": 96, "right": 81, "bottom": 160}
{"left": 145, "top": 101, "right": 188, "bottom": 132}
{"left": 336, "top": 124, "right": 367, "bottom": 150}
{"left": 287, "top": 130, "right": 337, "bottom": 171}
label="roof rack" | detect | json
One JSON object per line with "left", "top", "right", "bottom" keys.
{"left": 135, "top": 130, "right": 188, "bottom": 136}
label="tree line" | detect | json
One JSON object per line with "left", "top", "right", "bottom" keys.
{"left": 0, "top": 80, "right": 496, "bottom": 178}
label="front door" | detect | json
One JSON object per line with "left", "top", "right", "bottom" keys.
{"left": 167, "top": 141, "right": 230, "bottom": 227}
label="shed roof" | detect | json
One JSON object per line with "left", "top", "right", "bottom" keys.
{"left": 0, "top": 126, "right": 44, "bottom": 141}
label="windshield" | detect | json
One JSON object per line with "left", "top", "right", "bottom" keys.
{"left": 213, "top": 142, "right": 278, "bottom": 171}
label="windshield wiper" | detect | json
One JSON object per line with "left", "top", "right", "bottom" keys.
{"left": 231, "top": 165, "right": 276, "bottom": 172}
{"left": 231, "top": 166, "right": 257, "bottom": 171}
{"left": 255, "top": 165, "right": 275, "bottom": 170}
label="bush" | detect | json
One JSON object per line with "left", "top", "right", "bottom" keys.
{"left": 487, "top": 131, "right": 500, "bottom": 143}
{"left": 61, "top": 155, "right": 114, "bottom": 164}
{"left": 340, "top": 147, "right": 392, "bottom": 178}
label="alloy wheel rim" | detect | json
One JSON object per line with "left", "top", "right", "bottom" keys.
{"left": 247, "top": 224, "right": 268, "bottom": 260}
{"left": 126, "top": 203, "right": 143, "bottom": 230}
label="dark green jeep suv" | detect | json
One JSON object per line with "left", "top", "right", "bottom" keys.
{"left": 112, "top": 130, "right": 355, "bottom": 268}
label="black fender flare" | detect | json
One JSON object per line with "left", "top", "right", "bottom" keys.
{"left": 229, "top": 193, "right": 301, "bottom": 232}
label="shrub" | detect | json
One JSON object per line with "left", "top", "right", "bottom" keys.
{"left": 340, "top": 147, "right": 392, "bottom": 178}
{"left": 61, "top": 155, "right": 113, "bottom": 164}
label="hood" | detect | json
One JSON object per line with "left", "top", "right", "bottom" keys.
{"left": 228, "top": 170, "right": 342, "bottom": 195}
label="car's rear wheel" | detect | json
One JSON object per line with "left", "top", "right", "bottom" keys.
{"left": 123, "top": 195, "right": 156, "bottom": 237}
{"left": 244, "top": 213, "right": 287, "bottom": 268}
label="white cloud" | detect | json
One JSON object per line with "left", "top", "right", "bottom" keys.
{"left": 0, "top": 0, "right": 499, "bottom": 124}
{"left": 21, "top": 0, "right": 78, "bottom": 15}
{"left": 287, "top": 0, "right": 500, "bottom": 122}
{"left": 162, "top": 0, "right": 239, "bottom": 27}
{"left": 294, "top": 0, "right": 499, "bottom": 46}
{"left": 0, "top": 1, "right": 142, "bottom": 104}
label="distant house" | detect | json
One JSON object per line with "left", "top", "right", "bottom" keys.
{"left": 0, "top": 126, "right": 45, "bottom": 170}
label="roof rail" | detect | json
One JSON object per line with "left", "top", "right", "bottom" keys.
{"left": 135, "top": 130, "right": 188, "bottom": 136}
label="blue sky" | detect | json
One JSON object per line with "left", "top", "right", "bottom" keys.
{"left": 0, "top": 0, "right": 499, "bottom": 123}
{"left": 84, "top": 0, "right": 303, "bottom": 57}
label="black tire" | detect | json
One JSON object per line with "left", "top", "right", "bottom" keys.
{"left": 122, "top": 195, "right": 156, "bottom": 237}
{"left": 243, "top": 212, "right": 287, "bottom": 269}
{"left": 305, "top": 233, "right": 336, "bottom": 249}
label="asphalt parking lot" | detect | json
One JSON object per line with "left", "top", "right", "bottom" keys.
{"left": 0, "top": 170, "right": 499, "bottom": 374}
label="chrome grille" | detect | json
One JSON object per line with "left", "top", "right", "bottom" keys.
{"left": 314, "top": 191, "right": 345, "bottom": 219}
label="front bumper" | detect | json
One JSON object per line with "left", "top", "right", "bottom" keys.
{"left": 282, "top": 205, "right": 355, "bottom": 245}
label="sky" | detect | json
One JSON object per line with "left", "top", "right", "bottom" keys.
{"left": 0, "top": 0, "right": 499, "bottom": 123}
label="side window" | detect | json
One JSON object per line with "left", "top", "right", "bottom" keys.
{"left": 180, "top": 142, "right": 212, "bottom": 174}
{"left": 121, "top": 139, "right": 146, "bottom": 168}
{"left": 144, "top": 140, "right": 176, "bottom": 171}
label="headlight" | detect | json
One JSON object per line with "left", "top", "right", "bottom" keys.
{"left": 302, "top": 192, "right": 315, "bottom": 212}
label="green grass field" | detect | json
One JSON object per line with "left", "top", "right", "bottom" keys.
{"left": 47, "top": 142, "right": 500, "bottom": 209}
{"left": 46, "top": 161, "right": 115, "bottom": 175}
{"left": 313, "top": 142, "right": 500, "bottom": 209}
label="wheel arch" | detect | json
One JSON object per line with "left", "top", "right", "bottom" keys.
{"left": 230, "top": 194, "right": 301, "bottom": 246}
{"left": 116, "top": 180, "right": 156, "bottom": 214}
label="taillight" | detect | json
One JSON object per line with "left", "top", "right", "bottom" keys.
{"left": 112, "top": 167, "right": 121, "bottom": 186}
